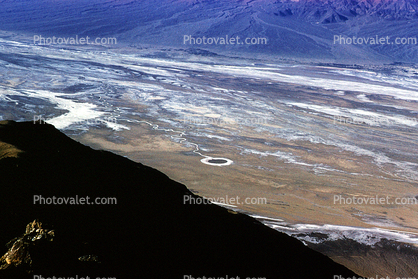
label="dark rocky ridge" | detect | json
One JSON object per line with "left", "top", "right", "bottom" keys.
{"left": 308, "top": 237, "right": 418, "bottom": 277}
{"left": 0, "top": 120, "right": 359, "bottom": 278}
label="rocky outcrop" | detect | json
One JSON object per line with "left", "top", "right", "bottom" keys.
{"left": 0, "top": 220, "right": 54, "bottom": 272}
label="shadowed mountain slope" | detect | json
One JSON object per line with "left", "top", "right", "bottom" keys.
{"left": 0, "top": 120, "right": 359, "bottom": 278}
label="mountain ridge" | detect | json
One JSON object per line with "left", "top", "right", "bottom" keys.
{"left": 0, "top": 0, "right": 416, "bottom": 62}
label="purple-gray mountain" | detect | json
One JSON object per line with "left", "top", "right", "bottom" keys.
{"left": 0, "top": 0, "right": 416, "bottom": 62}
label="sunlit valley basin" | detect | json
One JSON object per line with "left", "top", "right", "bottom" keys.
{"left": 1, "top": 35, "right": 418, "bottom": 275}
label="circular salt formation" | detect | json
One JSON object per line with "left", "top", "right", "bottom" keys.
{"left": 201, "top": 157, "right": 233, "bottom": 166}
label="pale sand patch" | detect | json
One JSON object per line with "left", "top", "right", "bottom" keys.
{"left": 1, "top": 78, "right": 24, "bottom": 87}
{"left": 200, "top": 157, "right": 233, "bottom": 166}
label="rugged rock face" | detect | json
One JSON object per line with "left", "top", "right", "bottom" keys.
{"left": 284, "top": 0, "right": 418, "bottom": 21}
{"left": 0, "top": 120, "right": 358, "bottom": 278}
{"left": 308, "top": 237, "right": 418, "bottom": 277}
{"left": 0, "top": 220, "right": 54, "bottom": 272}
